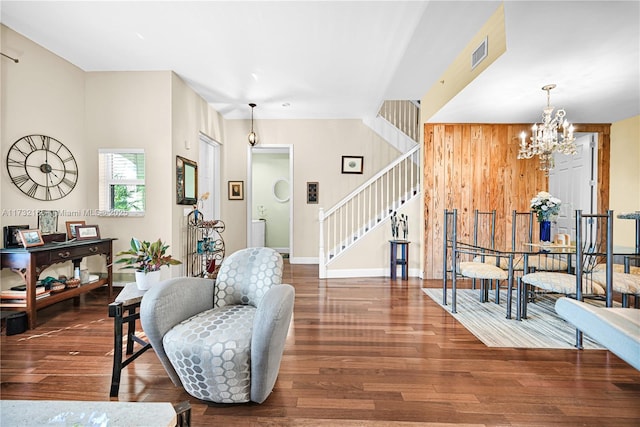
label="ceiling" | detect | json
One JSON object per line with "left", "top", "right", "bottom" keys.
{"left": 1, "top": 1, "right": 638, "bottom": 124}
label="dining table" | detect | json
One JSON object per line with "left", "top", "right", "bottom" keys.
{"left": 446, "top": 238, "right": 640, "bottom": 320}
{"left": 446, "top": 240, "right": 576, "bottom": 320}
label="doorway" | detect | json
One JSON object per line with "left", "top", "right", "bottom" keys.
{"left": 198, "top": 133, "right": 221, "bottom": 220}
{"left": 549, "top": 132, "right": 598, "bottom": 240}
{"left": 247, "top": 145, "right": 293, "bottom": 256}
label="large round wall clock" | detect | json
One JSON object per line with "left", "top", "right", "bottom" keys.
{"left": 6, "top": 134, "right": 79, "bottom": 200}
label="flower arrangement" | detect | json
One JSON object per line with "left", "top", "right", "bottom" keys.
{"left": 530, "top": 191, "right": 561, "bottom": 222}
{"left": 192, "top": 192, "right": 210, "bottom": 222}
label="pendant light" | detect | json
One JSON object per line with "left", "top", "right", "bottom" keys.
{"left": 248, "top": 103, "right": 257, "bottom": 146}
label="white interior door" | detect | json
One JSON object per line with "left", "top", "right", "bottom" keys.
{"left": 549, "top": 133, "right": 597, "bottom": 241}
{"left": 198, "top": 133, "right": 221, "bottom": 220}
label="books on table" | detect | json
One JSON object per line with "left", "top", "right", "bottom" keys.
{"left": 1, "top": 286, "right": 51, "bottom": 306}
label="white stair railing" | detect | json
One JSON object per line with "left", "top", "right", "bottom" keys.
{"left": 378, "top": 100, "right": 420, "bottom": 142}
{"left": 319, "top": 145, "right": 421, "bottom": 278}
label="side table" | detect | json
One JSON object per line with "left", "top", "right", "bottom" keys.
{"left": 108, "top": 282, "right": 151, "bottom": 397}
{"left": 389, "top": 240, "right": 410, "bottom": 280}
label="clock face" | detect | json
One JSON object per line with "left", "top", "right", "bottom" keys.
{"left": 6, "top": 134, "right": 79, "bottom": 200}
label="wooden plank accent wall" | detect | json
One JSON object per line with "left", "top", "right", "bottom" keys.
{"left": 423, "top": 123, "right": 610, "bottom": 279}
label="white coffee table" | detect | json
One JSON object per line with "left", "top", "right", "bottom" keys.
{"left": 1, "top": 399, "right": 176, "bottom": 426}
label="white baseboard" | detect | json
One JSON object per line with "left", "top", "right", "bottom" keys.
{"left": 324, "top": 267, "right": 421, "bottom": 279}
{"left": 289, "top": 257, "right": 318, "bottom": 264}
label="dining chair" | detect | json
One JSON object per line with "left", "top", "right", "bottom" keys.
{"left": 474, "top": 209, "right": 496, "bottom": 250}
{"left": 470, "top": 209, "right": 503, "bottom": 301}
{"left": 593, "top": 255, "right": 640, "bottom": 308}
{"left": 473, "top": 210, "right": 531, "bottom": 272}
{"left": 520, "top": 210, "right": 613, "bottom": 347}
{"left": 444, "top": 209, "right": 508, "bottom": 313}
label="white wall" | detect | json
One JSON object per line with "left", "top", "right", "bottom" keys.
{"left": 220, "top": 119, "right": 401, "bottom": 259}
{"left": 610, "top": 115, "right": 640, "bottom": 250}
{"left": 170, "top": 73, "right": 225, "bottom": 276}
{"left": 1, "top": 25, "right": 88, "bottom": 286}
{"left": 1, "top": 25, "right": 402, "bottom": 286}
{"left": 84, "top": 70, "right": 175, "bottom": 280}
{"left": 1, "top": 26, "right": 224, "bottom": 286}
{"left": 327, "top": 195, "right": 421, "bottom": 277}
{"left": 3, "top": 24, "right": 637, "bottom": 286}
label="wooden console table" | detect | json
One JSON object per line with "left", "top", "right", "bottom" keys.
{"left": 0, "top": 238, "right": 115, "bottom": 329}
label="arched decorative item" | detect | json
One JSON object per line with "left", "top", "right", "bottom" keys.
{"left": 273, "top": 178, "right": 290, "bottom": 203}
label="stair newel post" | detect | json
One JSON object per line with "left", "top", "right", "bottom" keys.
{"left": 319, "top": 207, "right": 326, "bottom": 279}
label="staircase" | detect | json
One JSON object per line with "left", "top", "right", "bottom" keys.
{"left": 319, "top": 100, "right": 421, "bottom": 278}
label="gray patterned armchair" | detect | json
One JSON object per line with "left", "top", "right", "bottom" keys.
{"left": 140, "top": 247, "right": 295, "bottom": 403}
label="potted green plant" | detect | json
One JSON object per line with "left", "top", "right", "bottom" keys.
{"left": 115, "top": 237, "right": 182, "bottom": 290}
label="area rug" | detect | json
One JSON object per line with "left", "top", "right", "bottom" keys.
{"left": 422, "top": 288, "right": 604, "bottom": 349}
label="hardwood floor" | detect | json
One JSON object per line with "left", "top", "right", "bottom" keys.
{"left": 2, "top": 262, "right": 639, "bottom": 426}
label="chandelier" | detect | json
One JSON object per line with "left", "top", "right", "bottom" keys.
{"left": 517, "top": 84, "right": 576, "bottom": 174}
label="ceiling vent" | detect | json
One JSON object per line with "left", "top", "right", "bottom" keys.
{"left": 471, "top": 37, "right": 488, "bottom": 70}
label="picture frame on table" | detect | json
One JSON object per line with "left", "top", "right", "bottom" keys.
{"left": 65, "top": 220, "right": 86, "bottom": 239}
{"left": 4, "top": 225, "right": 29, "bottom": 248}
{"left": 38, "top": 210, "right": 59, "bottom": 234}
{"left": 228, "top": 181, "right": 244, "bottom": 200}
{"left": 341, "top": 156, "right": 364, "bottom": 174}
{"left": 76, "top": 225, "right": 101, "bottom": 241}
{"left": 18, "top": 229, "right": 45, "bottom": 248}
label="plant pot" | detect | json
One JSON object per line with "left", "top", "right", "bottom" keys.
{"left": 135, "top": 270, "right": 161, "bottom": 291}
{"left": 539, "top": 220, "right": 551, "bottom": 243}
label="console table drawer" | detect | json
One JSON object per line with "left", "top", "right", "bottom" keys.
{"left": 49, "top": 242, "right": 110, "bottom": 263}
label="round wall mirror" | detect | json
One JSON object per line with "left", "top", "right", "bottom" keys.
{"left": 273, "top": 178, "right": 290, "bottom": 203}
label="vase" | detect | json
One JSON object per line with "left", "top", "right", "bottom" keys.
{"left": 539, "top": 220, "right": 551, "bottom": 243}
{"left": 135, "top": 270, "right": 161, "bottom": 291}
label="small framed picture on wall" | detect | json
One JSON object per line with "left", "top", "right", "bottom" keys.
{"left": 228, "top": 181, "right": 244, "bottom": 200}
{"left": 307, "top": 182, "right": 319, "bottom": 204}
{"left": 341, "top": 156, "right": 364, "bottom": 174}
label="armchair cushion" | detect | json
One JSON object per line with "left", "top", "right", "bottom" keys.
{"left": 163, "top": 304, "right": 256, "bottom": 403}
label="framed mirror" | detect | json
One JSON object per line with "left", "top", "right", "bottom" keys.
{"left": 176, "top": 156, "right": 198, "bottom": 205}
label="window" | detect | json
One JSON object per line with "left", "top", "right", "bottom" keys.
{"left": 98, "top": 149, "right": 145, "bottom": 216}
